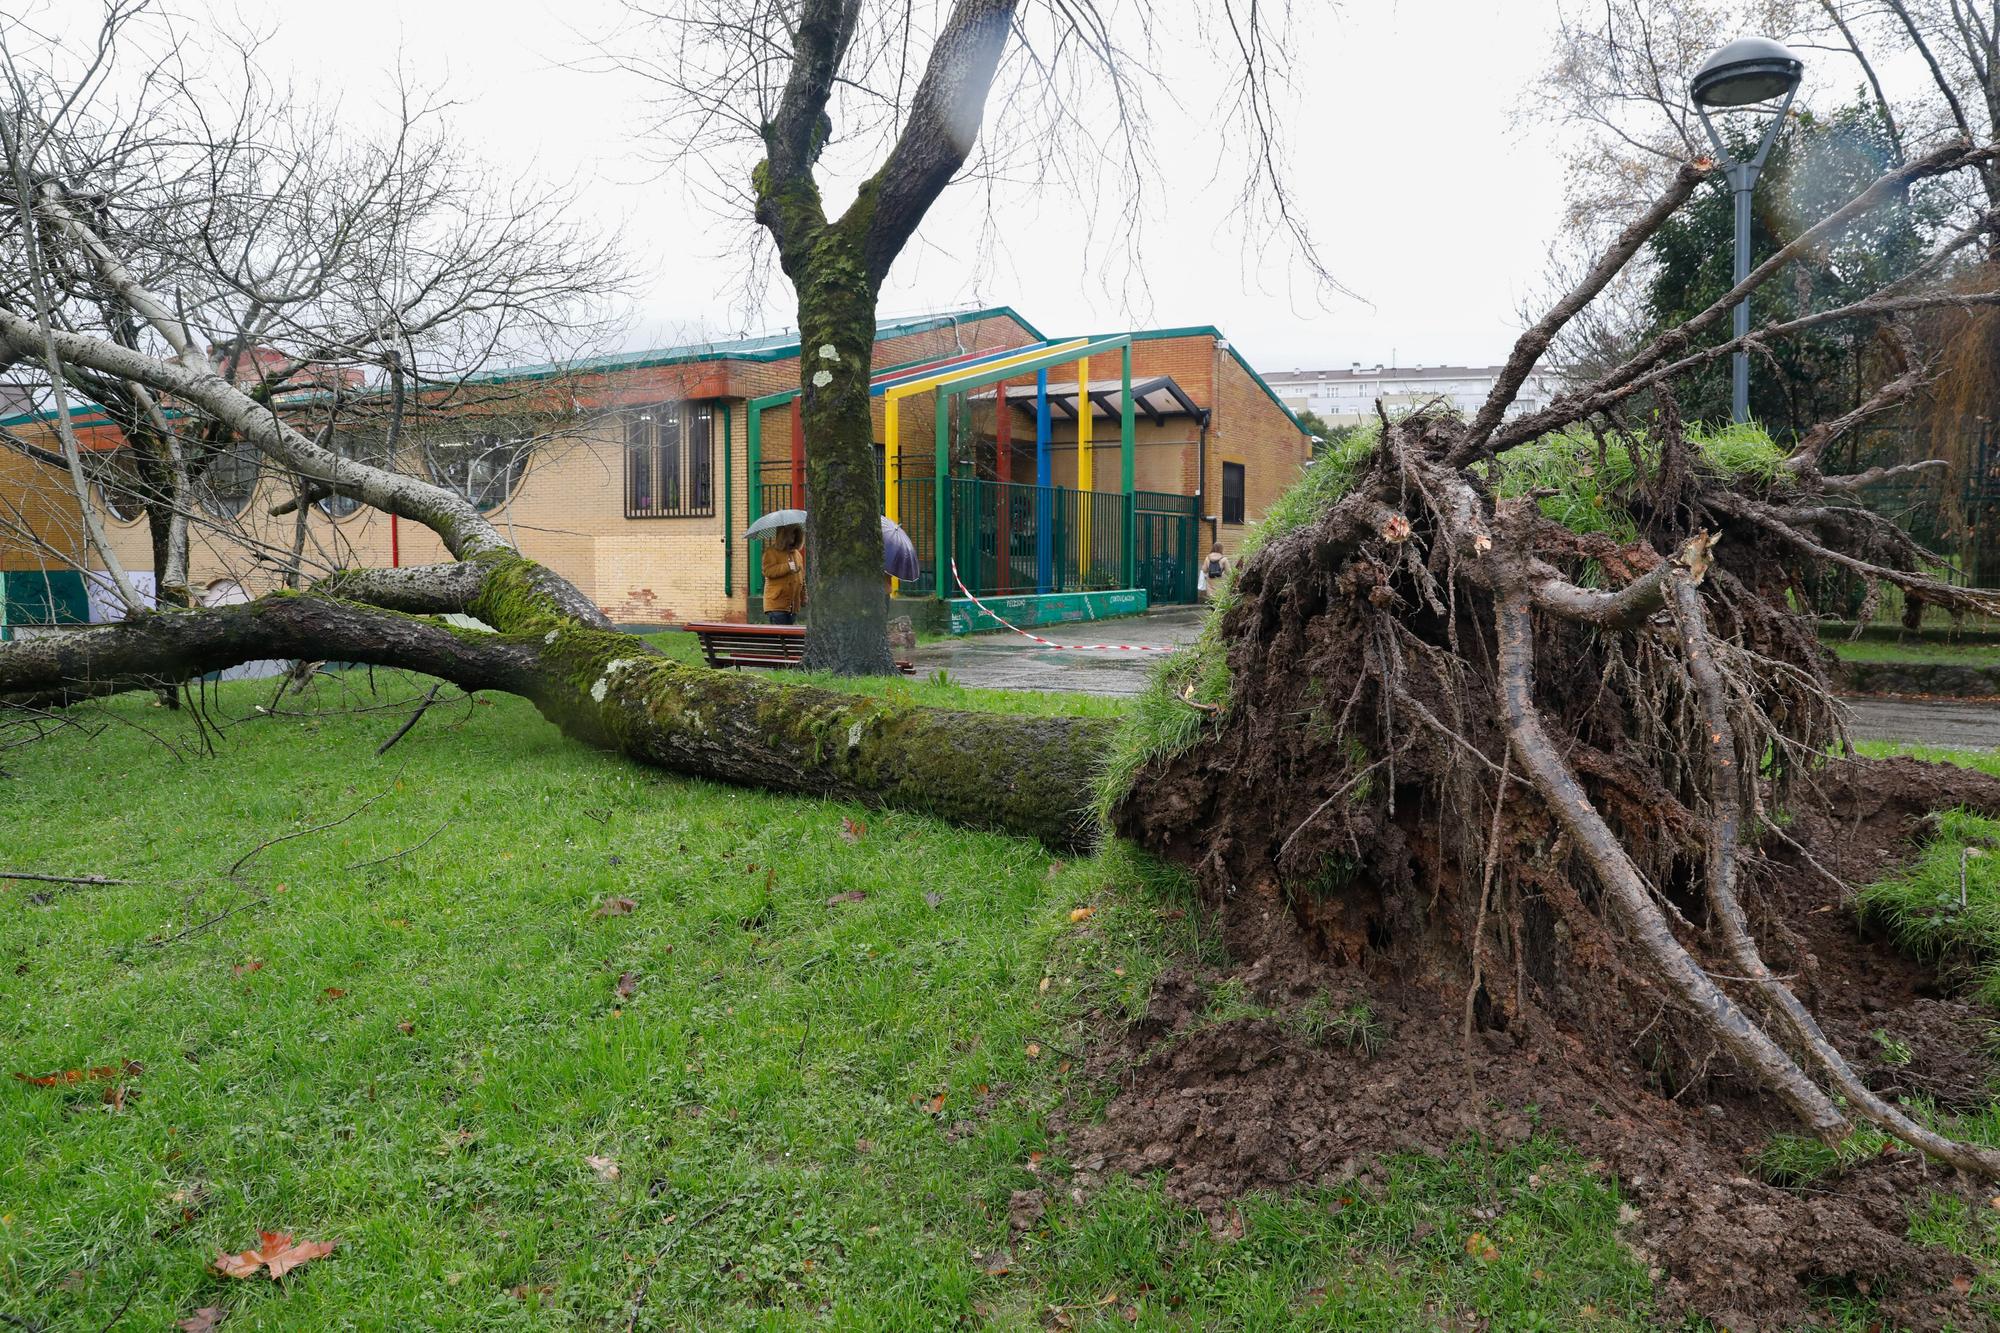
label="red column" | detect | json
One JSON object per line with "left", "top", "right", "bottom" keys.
{"left": 994, "top": 380, "right": 1011, "bottom": 592}
{"left": 789, "top": 397, "right": 804, "bottom": 507}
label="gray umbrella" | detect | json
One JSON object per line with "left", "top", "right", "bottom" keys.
{"left": 741, "top": 508, "right": 809, "bottom": 542}
{"left": 743, "top": 509, "right": 920, "bottom": 580}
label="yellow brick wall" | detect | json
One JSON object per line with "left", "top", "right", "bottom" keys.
{"left": 11, "top": 315, "right": 1305, "bottom": 620}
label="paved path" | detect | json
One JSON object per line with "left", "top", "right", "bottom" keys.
{"left": 1842, "top": 696, "right": 2000, "bottom": 750}
{"left": 910, "top": 606, "right": 1206, "bottom": 697}
{"left": 916, "top": 607, "right": 2000, "bottom": 752}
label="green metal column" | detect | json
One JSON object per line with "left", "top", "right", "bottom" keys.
{"left": 1120, "top": 344, "right": 1136, "bottom": 589}
{"left": 934, "top": 387, "right": 950, "bottom": 600}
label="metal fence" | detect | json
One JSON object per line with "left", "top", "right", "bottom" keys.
{"left": 755, "top": 475, "right": 1199, "bottom": 606}
{"left": 1134, "top": 490, "right": 1199, "bottom": 606}
{"left": 944, "top": 479, "right": 1130, "bottom": 597}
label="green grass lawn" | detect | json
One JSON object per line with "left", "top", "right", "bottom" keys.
{"left": 2, "top": 679, "right": 1989, "bottom": 1330}
{"left": 1827, "top": 636, "right": 2000, "bottom": 665}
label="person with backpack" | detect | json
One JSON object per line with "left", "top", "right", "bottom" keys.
{"left": 1198, "top": 544, "right": 1229, "bottom": 600}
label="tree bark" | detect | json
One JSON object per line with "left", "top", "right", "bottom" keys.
{"left": 795, "top": 229, "right": 896, "bottom": 675}
{"left": 0, "top": 556, "right": 1107, "bottom": 849}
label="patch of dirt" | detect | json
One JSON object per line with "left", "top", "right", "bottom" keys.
{"left": 1066, "top": 757, "right": 2000, "bottom": 1331}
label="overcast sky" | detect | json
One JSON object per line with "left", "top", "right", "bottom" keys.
{"left": 241, "top": 1, "right": 1577, "bottom": 375}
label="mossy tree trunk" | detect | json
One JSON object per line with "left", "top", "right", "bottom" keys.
{"left": 0, "top": 553, "right": 1108, "bottom": 848}
{"left": 751, "top": 0, "right": 1016, "bottom": 675}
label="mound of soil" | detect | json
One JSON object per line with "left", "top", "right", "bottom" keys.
{"left": 1066, "top": 758, "right": 2000, "bottom": 1331}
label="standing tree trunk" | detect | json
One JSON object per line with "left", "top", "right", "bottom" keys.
{"left": 751, "top": 0, "right": 1016, "bottom": 675}
{"left": 793, "top": 220, "right": 895, "bottom": 675}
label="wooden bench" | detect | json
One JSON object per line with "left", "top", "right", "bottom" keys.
{"left": 685, "top": 622, "right": 916, "bottom": 673}
{"left": 687, "top": 622, "right": 806, "bottom": 670}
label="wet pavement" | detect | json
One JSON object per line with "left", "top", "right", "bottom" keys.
{"left": 1840, "top": 696, "right": 2000, "bottom": 751}
{"left": 910, "top": 606, "right": 1207, "bottom": 696}
{"left": 914, "top": 607, "right": 2000, "bottom": 753}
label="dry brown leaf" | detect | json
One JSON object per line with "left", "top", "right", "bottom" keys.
{"left": 509, "top": 1282, "right": 554, "bottom": 1300}
{"left": 839, "top": 816, "right": 867, "bottom": 844}
{"left": 178, "top": 1307, "right": 226, "bottom": 1333}
{"left": 13, "top": 1061, "right": 139, "bottom": 1087}
{"left": 825, "top": 890, "right": 867, "bottom": 906}
{"left": 615, "top": 971, "right": 637, "bottom": 999}
{"left": 322, "top": 987, "right": 347, "bottom": 999}
{"left": 592, "top": 896, "right": 637, "bottom": 918}
{"left": 212, "top": 1232, "right": 336, "bottom": 1281}
{"left": 232, "top": 959, "right": 264, "bottom": 976}
{"left": 102, "top": 1085, "right": 125, "bottom": 1111}
{"left": 585, "top": 1154, "right": 620, "bottom": 1182}
{"left": 264, "top": 1237, "right": 336, "bottom": 1280}
{"left": 1068, "top": 907, "right": 1095, "bottom": 923}
{"left": 1025, "top": 1042, "right": 1041, "bottom": 1060}
{"left": 1464, "top": 1231, "right": 1499, "bottom": 1263}
{"left": 397, "top": 1021, "right": 415, "bottom": 1035}
{"left": 1953, "top": 1274, "right": 1974, "bottom": 1295}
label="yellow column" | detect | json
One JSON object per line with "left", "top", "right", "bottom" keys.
{"left": 885, "top": 398, "right": 900, "bottom": 593}
{"left": 1077, "top": 357, "right": 1091, "bottom": 580}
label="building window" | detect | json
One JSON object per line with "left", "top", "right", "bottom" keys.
{"left": 1221, "top": 462, "right": 1246, "bottom": 525}
{"left": 624, "top": 401, "right": 715, "bottom": 519}
{"left": 197, "top": 438, "right": 261, "bottom": 518}
{"left": 316, "top": 432, "right": 383, "bottom": 518}
{"left": 424, "top": 433, "right": 533, "bottom": 512}
{"left": 88, "top": 447, "right": 147, "bottom": 523}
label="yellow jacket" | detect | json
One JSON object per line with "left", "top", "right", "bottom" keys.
{"left": 763, "top": 547, "right": 804, "bottom": 614}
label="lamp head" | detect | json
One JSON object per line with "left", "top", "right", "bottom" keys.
{"left": 1692, "top": 36, "right": 1803, "bottom": 108}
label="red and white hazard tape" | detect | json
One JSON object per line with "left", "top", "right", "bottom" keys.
{"left": 948, "top": 558, "right": 1173, "bottom": 652}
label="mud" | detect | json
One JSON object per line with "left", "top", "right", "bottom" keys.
{"left": 1069, "top": 758, "right": 2000, "bottom": 1331}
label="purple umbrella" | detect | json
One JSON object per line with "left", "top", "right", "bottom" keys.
{"left": 881, "top": 517, "right": 920, "bottom": 582}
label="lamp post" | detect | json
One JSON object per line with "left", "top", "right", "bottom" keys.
{"left": 1690, "top": 36, "right": 1804, "bottom": 424}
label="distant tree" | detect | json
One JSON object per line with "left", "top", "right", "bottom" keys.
{"left": 1641, "top": 101, "right": 1937, "bottom": 436}
{"left": 1294, "top": 408, "right": 1335, "bottom": 442}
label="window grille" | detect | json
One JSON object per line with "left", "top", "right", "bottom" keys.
{"left": 624, "top": 401, "right": 715, "bottom": 518}
{"left": 423, "top": 433, "right": 533, "bottom": 511}
{"left": 198, "top": 439, "right": 261, "bottom": 518}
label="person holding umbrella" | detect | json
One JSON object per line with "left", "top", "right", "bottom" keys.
{"left": 762, "top": 523, "right": 806, "bottom": 625}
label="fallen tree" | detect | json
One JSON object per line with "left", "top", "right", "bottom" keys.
{"left": 13, "top": 18, "right": 2000, "bottom": 1325}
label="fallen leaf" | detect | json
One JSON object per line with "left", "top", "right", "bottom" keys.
{"left": 212, "top": 1231, "right": 337, "bottom": 1281}
{"left": 1045, "top": 860, "right": 1066, "bottom": 879}
{"left": 509, "top": 1282, "right": 554, "bottom": 1300}
{"left": 1464, "top": 1231, "right": 1499, "bottom": 1263}
{"left": 926, "top": 1092, "right": 947, "bottom": 1114}
{"left": 615, "top": 971, "right": 638, "bottom": 999}
{"left": 102, "top": 1085, "right": 125, "bottom": 1111}
{"left": 839, "top": 816, "right": 867, "bottom": 844}
{"left": 923, "top": 891, "right": 943, "bottom": 909}
{"left": 1025, "top": 1042, "right": 1042, "bottom": 1060}
{"left": 1069, "top": 907, "right": 1096, "bottom": 923}
{"left": 585, "top": 1155, "right": 620, "bottom": 1182}
{"left": 13, "top": 1062, "right": 136, "bottom": 1087}
{"left": 592, "top": 896, "right": 637, "bottom": 919}
{"left": 322, "top": 987, "right": 347, "bottom": 999}
{"left": 825, "top": 890, "right": 867, "bottom": 906}
{"left": 397, "top": 1021, "right": 415, "bottom": 1035}
{"left": 1038, "top": 976, "right": 1052, "bottom": 993}
{"left": 1954, "top": 1274, "right": 1974, "bottom": 1295}
{"left": 232, "top": 959, "right": 264, "bottom": 977}
{"left": 264, "top": 1237, "right": 336, "bottom": 1281}
{"left": 178, "top": 1307, "right": 226, "bottom": 1333}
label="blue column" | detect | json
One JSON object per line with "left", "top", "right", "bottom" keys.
{"left": 1035, "top": 369, "right": 1053, "bottom": 593}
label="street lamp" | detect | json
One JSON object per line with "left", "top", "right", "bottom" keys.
{"left": 1690, "top": 36, "right": 1804, "bottom": 424}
